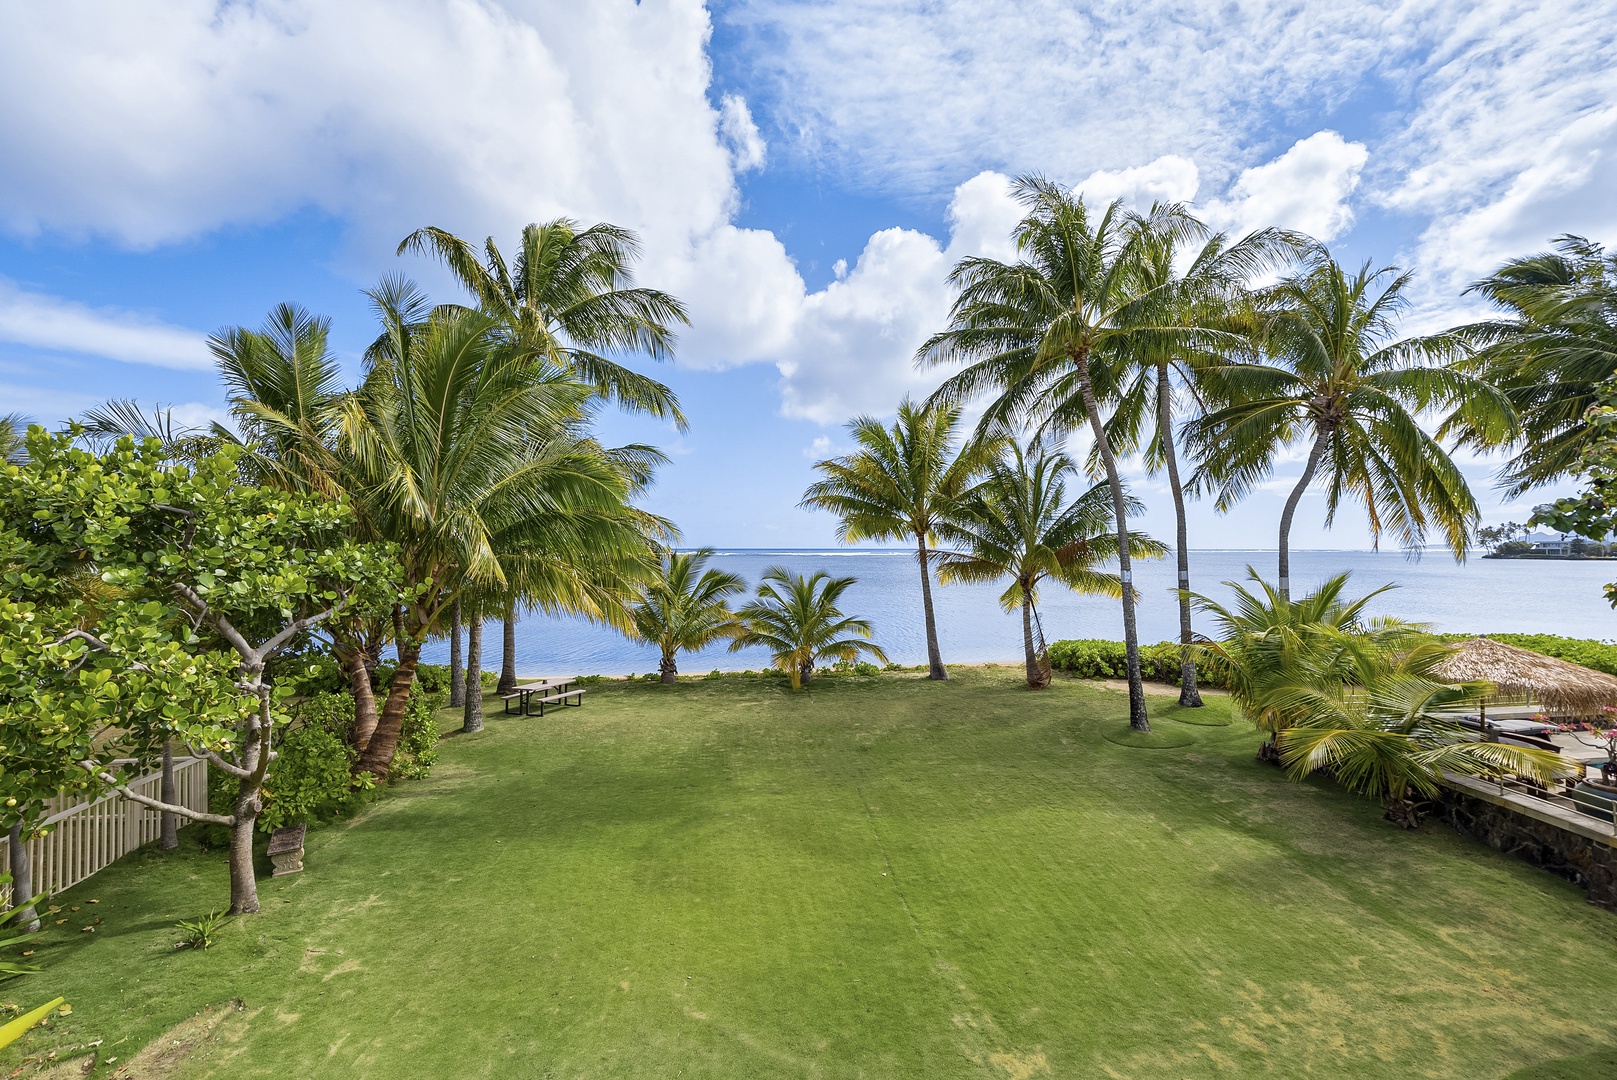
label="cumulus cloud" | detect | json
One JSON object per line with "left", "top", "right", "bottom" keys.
{"left": 1076, "top": 156, "right": 1200, "bottom": 211}
{"left": 718, "top": 94, "right": 767, "bottom": 172}
{"left": 0, "top": 279, "right": 211, "bottom": 369}
{"left": 1204, "top": 132, "right": 1368, "bottom": 240}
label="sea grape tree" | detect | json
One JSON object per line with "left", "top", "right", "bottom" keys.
{"left": 0, "top": 429, "right": 398, "bottom": 914}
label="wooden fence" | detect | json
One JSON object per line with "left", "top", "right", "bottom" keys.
{"left": 0, "top": 757, "right": 209, "bottom": 907}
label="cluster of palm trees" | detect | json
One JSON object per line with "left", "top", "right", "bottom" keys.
{"left": 628, "top": 551, "right": 886, "bottom": 690}
{"left": 804, "top": 177, "right": 1605, "bottom": 735}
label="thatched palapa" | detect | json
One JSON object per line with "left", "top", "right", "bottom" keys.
{"left": 1430, "top": 637, "right": 1617, "bottom": 715}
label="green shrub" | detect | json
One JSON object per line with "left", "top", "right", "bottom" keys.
{"left": 259, "top": 724, "right": 372, "bottom": 832}
{"left": 392, "top": 684, "right": 442, "bottom": 781}
{"left": 1047, "top": 639, "right": 1228, "bottom": 688}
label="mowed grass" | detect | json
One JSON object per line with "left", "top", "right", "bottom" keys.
{"left": 7, "top": 669, "right": 1617, "bottom": 1078}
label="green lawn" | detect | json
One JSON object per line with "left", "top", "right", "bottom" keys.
{"left": 7, "top": 669, "right": 1617, "bottom": 1078}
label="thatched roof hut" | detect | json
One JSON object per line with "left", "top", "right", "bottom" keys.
{"left": 1430, "top": 637, "right": 1617, "bottom": 715}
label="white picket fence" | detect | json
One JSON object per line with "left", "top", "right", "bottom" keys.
{"left": 0, "top": 757, "right": 209, "bottom": 907}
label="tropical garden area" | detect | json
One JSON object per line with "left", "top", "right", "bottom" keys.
{"left": 4, "top": 183, "right": 1617, "bottom": 1078}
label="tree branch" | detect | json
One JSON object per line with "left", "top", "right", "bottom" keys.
{"left": 259, "top": 602, "right": 343, "bottom": 659}
{"left": 201, "top": 749, "right": 251, "bottom": 780}
{"left": 170, "top": 581, "right": 255, "bottom": 662}
{"left": 50, "top": 629, "right": 154, "bottom": 674}
{"left": 79, "top": 763, "right": 234, "bottom": 826}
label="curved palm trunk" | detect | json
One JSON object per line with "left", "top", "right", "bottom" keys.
{"left": 659, "top": 648, "right": 678, "bottom": 684}
{"left": 1278, "top": 426, "right": 1332, "bottom": 601}
{"left": 498, "top": 604, "right": 518, "bottom": 695}
{"left": 1075, "top": 350, "right": 1149, "bottom": 730}
{"left": 159, "top": 739, "right": 179, "bottom": 851}
{"left": 359, "top": 641, "right": 420, "bottom": 780}
{"left": 1020, "top": 592, "right": 1046, "bottom": 689}
{"left": 337, "top": 640, "right": 380, "bottom": 754}
{"left": 6, "top": 822, "right": 38, "bottom": 933}
{"left": 463, "top": 608, "right": 484, "bottom": 734}
{"left": 917, "top": 534, "right": 948, "bottom": 680}
{"left": 1158, "top": 372, "right": 1201, "bottom": 708}
{"left": 448, "top": 600, "right": 465, "bottom": 708}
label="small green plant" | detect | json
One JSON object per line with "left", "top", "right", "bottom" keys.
{"left": 175, "top": 908, "right": 227, "bottom": 950}
{"left": 705, "top": 669, "right": 723, "bottom": 680}
{"left": 392, "top": 685, "right": 442, "bottom": 781}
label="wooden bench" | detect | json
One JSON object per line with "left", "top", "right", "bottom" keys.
{"left": 529, "top": 688, "right": 586, "bottom": 716}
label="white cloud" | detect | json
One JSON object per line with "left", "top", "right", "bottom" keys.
{"left": 1204, "top": 132, "right": 1368, "bottom": 241}
{"left": 1076, "top": 156, "right": 1200, "bottom": 211}
{"left": 718, "top": 94, "right": 767, "bottom": 172}
{"left": 0, "top": 279, "right": 211, "bottom": 369}
{"left": 804, "top": 435, "right": 832, "bottom": 458}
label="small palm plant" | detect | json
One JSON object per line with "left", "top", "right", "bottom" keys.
{"left": 1276, "top": 641, "right": 1573, "bottom": 828}
{"left": 730, "top": 568, "right": 887, "bottom": 690}
{"left": 935, "top": 441, "right": 1165, "bottom": 690}
{"left": 630, "top": 549, "right": 747, "bottom": 683}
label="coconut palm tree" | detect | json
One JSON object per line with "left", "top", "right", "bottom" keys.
{"left": 339, "top": 303, "right": 657, "bottom": 777}
{"left": 935, "top": 441, "right": 1165, "bottom": 690}
{"left": 1276, "top": 639, "right": 1572, "bottom": 827}
{"left": 1456, "top": 234, "right": 1617, "bottom": 495}
{"left": 630, "top": 549, "right": 746, "bottom": 683}
{"left": 1099, "top": 211, "right": 1304, "bottom": 706}
{"left": 801, "top": 400, "right": 1001, "bottom": 681}
{"left": 730, "top": 568, "right": 887, "bottom": 690}
{"left": 74, "top": 399, "right": 216, "bottom": 463}
{"left": 1187, "top": 252, "right": 1515, "bottom": 599}
{"left": 920, "top": 178, "right": 1202, "bottom": 729}
{"left": 399, "top": 219, "right": 689, "bottom": 694}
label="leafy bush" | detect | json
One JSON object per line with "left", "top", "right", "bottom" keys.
{"left": 272, "top": 649, "right": 347, "bottom": 697}
{"left": 392, "top": 684, "right": 442, "bottom": 781}
{"left": 259, "top": 724, "right": 372, "bottom": 832}
{"left": 1047, "top": 639, "right": 1228, "bottom": 688}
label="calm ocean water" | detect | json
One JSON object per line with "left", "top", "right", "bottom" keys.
{"left": 418, "top": 549, "right": 1617, "bottom": 677}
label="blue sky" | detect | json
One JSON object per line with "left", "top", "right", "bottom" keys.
{"left": 1, "top": 1, "right": 1614, "bottom": 551}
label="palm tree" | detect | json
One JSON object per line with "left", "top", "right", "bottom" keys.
{"left": 340, "top": 302, "right": 656, "bottom": 777}
{"left": 935, "top": 441, "right": 1165, "bottom": 690}
{"left": 730, "top": 568, "right": 887, "bottom": 690}
{"left": 801, "top": 400, "right": 999, "bottom": 680}
{"left": 75, "top": 399, "right": 216, "bottom": 463}
{"left": 920, "top": 178, "right": 1200, "bottom": 729}
{"left": 630, "top": 549, "right": 746, "bottom": 683}
{"left": 1456, "top": 235, "right": 1617, "bottom": 495}
{"left": 399, "top": 219, "right": 689, "bottom": 694}
{"left": 1188, "top": 252, "right": 1515, "bottom": 599}
{"left": 1101, "top": 212, "right": 1304, "bottom": 706}
{"left": 1277, "top": 640, "right": 1572, "bottom": 828}
{"left": 1, "top": 413, "right": 32, "bottom": 464}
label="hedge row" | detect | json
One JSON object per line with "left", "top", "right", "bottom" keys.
{"left": 1046, "top": 639, "right": 1230, "bottom": 688}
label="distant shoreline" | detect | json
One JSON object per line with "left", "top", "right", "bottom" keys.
{"left": 1482, "top": 553, "right": 1617, "bottom": 561}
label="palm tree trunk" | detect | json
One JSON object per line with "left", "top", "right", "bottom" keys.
{"left": 1075, "top": 350, "right": 1149, "bottom": 731}
{"left": 659, "top": 648, "right": 678, "bottom": 684}
{"left": 917, "top": 533, "right": 947, "bottom": 680}
{"left": 159, "top": 740, "right": 179, "bottom": 851}
{"left": 498, "top": 603, "right": 518, "bottom": 695}
{"left": 359, "top": 641, "right": 420, "bottom": 780}
{"left": 463, "top": 607, "right": 484, "bottom": 734}
{"left": 1021, "top": 592, "right": 1043, "bottom": 689}
{"left": 1158, "top": 372, "right": 1201, "bottom": 708}
{"left": 6, "top": 822, "right": 38, "bottom": 933}
{"left": 337, "top": 639, "right": 381, "bottom": 754}
{"left": 1278, "top": 426, "right": 1332, "bottom": 601}
{"left": 448, "top": 600, "right": 465, "bottom": 708}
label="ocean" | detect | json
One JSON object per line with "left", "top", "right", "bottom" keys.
{"left": 418, "top": 548, "right": 1617, "bottom": 677}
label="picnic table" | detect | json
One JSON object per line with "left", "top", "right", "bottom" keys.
{"left": 501, "top": 677, "right": 587, "bottom": 717}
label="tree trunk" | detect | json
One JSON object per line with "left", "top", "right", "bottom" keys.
{"left": 1020, "top": 592, "right": 1047, "bottom": 689}
{"left": 1075, "top": 348, "right": 1149, "bottom": 730}
{"left": 159, "top": 740, "right": 179, "bottom": 851}
{"left": 659, "top": 649, "right": 678, "bottom": 684}
{"left": 359, "top": 642, "right": 421, "bottom": 780}
{"left": 1278, "top": 426, "right": 1332, "bottom": 601}
{"left": 337, "top": 640, "right": 381, "bottom": 754}
{"left": 227, "top": 783, "right": 261, "bottom": 915}
{"left": 498, "top": 604, "right": 518, "bottom": 695}
{"left": 6, "top": 822, "right": 38, "bottom": 933}
{"left": 800, "top": 659, "right": 813, "bottom": 687}
{"left": 1158, "top": 371, "right": 1202, "bottom": 708}
{"left": 448, "top": 600, "right": 465, "bottom": 708}
{"left": 462, "top": 609, "right": 484, "bottom": 734}
{"left": 917, "top": 534, "right": 947, "bottom": 680}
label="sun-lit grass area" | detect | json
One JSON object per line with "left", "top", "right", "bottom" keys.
{"left": 7, "top": 669, "right": 1617, "bottom": 1078}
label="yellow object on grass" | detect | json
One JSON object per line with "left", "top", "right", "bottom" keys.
{"left": 0, "top": 997, "right": 66, "bottom": 1050}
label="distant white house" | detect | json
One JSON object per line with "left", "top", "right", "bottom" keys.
{"left": 1524, "top": 531, "right": 1572, "bottom": 555}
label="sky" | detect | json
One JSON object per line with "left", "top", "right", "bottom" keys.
{"left": 1, "top": 1, "right": 1614, "bottom": 551}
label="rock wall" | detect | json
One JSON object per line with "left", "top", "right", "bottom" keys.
{"left": 1436, "top": 787, "right": 1617, "bottom": 911}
